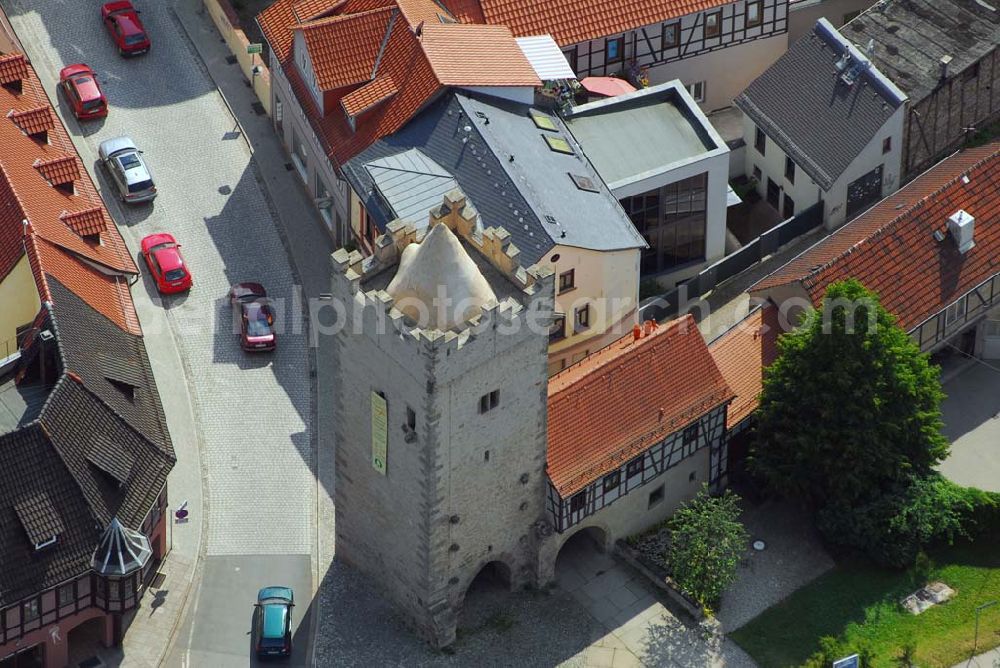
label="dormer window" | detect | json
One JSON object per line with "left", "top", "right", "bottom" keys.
{"left": 35, "top": 156, "right": 80, "bottom": 195}
{"left": 34, "top": 536, "right": 58, "bottom": 551}
{"left": 61, "top": 207, "right": 107, "bottom": 242}
{"left": 9, "top": 106, "right": 54, "bottom": 144}
{"left": 0, "top": 53, "right": 28, "bottom": 95}
{"left": 14, "top": 491, "right": 64, "bottom": 554}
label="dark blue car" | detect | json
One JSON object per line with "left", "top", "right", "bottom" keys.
{"left": 254, "top": 586, "right": 294, "bottom": 658}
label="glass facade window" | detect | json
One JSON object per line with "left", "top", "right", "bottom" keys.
{"left": 623, "top": 173, "right": 708, "bottom": 275}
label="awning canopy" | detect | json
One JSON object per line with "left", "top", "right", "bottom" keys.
{"left": 515, "top": 35, "right": 576, "bottom": 80}
{"left": 580, "top": 76, "right": 637, "bottom": 98}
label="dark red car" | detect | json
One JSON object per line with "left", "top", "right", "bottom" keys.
{"left": 141, "top": 233, "right": 191, "bottom": 294}
{"left": 230, "top": 283, "right": 276, "bottom": 352}
{"left": 58, "top": 64, "right": 108, "bottom": 120}
{"left": 102, "top": 1, "right": 150, "bottom": 56}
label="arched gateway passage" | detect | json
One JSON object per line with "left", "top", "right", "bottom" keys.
{"left": 553, "top": 526, "right": 612, "bottom": 592}
{"left": 457, "top": 560, "right": 514, "bottom": 632}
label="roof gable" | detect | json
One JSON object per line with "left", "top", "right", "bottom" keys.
{"left": 547, "top": 315, "right": 733, "bottom": 496}
{"left": 735, "top": 19, "right": 906, "bottom": 189}
{"left": 298, "top": 7, "right": 394, "bottom": 91}
{"left": 708, "top": 305, "right": 780, "bottom": 430}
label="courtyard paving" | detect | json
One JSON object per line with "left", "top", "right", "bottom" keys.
{"left": 939, "top": 358, "right": 1000, "bottom": 493}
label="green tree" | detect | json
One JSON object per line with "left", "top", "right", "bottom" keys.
{"left": 751, "top": 279, "right": 948, "bottom": 509}
{"left": 667, "top": 485, "right": 748, "bottom": 608}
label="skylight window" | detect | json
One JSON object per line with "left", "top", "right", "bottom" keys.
{"left": 530, "top": 109, "right": 558, "bottom": 131}
{"left": 544, "top": 135, "right": 574, "bottom": 155}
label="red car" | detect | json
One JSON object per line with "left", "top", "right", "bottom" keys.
{"left": 59, "top": 64, "right": 108, "bottom": 120}
{"left": 230, "top": 283, "right": 276, "bottom": 352}
{"left": 141, "top": 233, "right": 191, "bottom": 294}
{"left": 102, "top": 1, "right": 150, "bottom": 56}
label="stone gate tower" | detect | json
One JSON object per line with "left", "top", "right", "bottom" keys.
{"left": 330, "top": 191, "right": 554, "bottom": 646}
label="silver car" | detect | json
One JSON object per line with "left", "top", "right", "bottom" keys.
{"left": 98, "top": 136, "right": 156, "bottom": 203}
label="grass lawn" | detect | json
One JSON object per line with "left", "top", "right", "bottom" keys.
{"left": 730, "top": 537, "right": 1000, "bottom": 667}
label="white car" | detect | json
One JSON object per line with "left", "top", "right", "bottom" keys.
{"left": 98, "top": 136, "right": 156, "bottom": 203}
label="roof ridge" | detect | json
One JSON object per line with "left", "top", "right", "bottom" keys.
{"left": 554, "top": 391, "right": 732, "bottom": 494}
{"left": 809, "top": 144, "right": 1000, "bottom": 280}
{"left": 299, "top": 4, "right": 394, "bottom": 29}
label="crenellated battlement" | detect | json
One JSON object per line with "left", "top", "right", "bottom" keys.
{"left": 331, "top": 190, "right": 554, "bottom": 354}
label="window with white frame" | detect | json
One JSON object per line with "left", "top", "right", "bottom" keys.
{"left": 945, "top": 299, "right": 967, "bottom": 327}
{"left": 687, "top": 81, "right": 705, "bottom": 103}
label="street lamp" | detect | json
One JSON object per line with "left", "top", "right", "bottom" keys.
{"left": 974, "top": 600, "right": 998, "bottom": 658}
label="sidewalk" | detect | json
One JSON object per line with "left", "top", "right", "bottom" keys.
{"left": 7, "top": 13, "right": 208, "bottom": 668}
{"left": 953, "top": 647, "right": 1000, "bottom": 668}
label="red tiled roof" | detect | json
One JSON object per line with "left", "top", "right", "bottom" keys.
{"left": 341, "top": 75, "right": 397, "bottom": 117}
{"left": 299, "top": 8, "right": 392, "bottom": 91}
{"left": 33, "top": 156, "right": 80, "bottom": 186}
{"left": 0, "top": 53, "right": 28, "bottom": 85}
{"left": 708, "top": 305, "right": 780, "bottom": 430}
{"left": 259, "top": 0, "right": 532, "bottom": 166}
{"left": 291, "top": 0, "right": 348, "bottom": 22}
{"left": 478, "top": 0, "right": 731, "bottom": 46}
{"left": 8, "top": 106, "right": 53, "bottom": 136}
{"left": 439, "top": 0, "right": 484, "bottom": 24}
{"left": 396, "top": 0, "right": 457, "bottom": 27}
{"left": 60, "top": 208, "right": 107, "bottom": 238}
{"left": 260, "top": 0, "right": 445, "bottom": 166}
{"left": 420, "top": 23, "right": 540, "bottom": 86}
{"left": 547, "top": 315, "right": 734, "bottom": 497}
{"left": 0, "top": 52, "right": 140, "bottom": 335}
{"left": 751, "top": 143, "right": 1000, "bottom": 331}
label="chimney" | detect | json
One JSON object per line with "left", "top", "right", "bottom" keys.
{"left": 939, "top": 55, "right": 953, "bottom": 81}
{"left": 947, "top": 209, "right": 975, "bottom": 253}
{"left": 632, "top": 324, "right": 642, "bottom": 341}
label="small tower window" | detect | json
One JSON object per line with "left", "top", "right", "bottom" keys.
{"left": 648, "top": 485, "right": 665, "bottom": 508}
{"left": 479, "top": 389, "right": 499, "bottom": 413}
{"left": 406, "top": 406, "right": 416, "bottom": 430}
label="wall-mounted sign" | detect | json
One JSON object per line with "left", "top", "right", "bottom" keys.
{"left": 247, "top": 43, "right": 263, "bottom": 55}
{"left": 371, "top": 391, "right": 387, "bottom": 475}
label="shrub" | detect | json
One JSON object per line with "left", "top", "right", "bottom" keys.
{"left": 816, "top": 474, "right": 973, "bottom": 567}
{"left": 666, "top": 485, "right": 748, "bottom": 608}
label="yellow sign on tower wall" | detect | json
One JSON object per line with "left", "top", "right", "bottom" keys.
{"left": 371, "top": 391, "right": 387, "bottom": 475}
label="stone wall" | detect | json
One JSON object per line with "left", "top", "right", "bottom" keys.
{"left": 331, "top": 193, "right": 555, "bottom": 646}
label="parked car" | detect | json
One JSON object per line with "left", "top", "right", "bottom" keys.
{"left": 229, "top": 283, "right": 276, "bottom": 352}
{"left": 98, "top": 136, "right": 157, "bottom": 203}
{"left": 58, "top": 64, "right": 108, "bottom": 120}
{"left": 101, "top": 1, "right": 150, "bottom": 56}
{"left": 141, "top": 233, "right": 191, "bottom": 294}
{"left": 253, "top": 587, "right": 293, "bottom": 658}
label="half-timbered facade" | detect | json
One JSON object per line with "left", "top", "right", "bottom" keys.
{"left": 546, "top": 402, "right": 729, "bottom": 534}
{"left": 475, "top": 0, "right": 789, "bottom": 112}
{"left": 540, "top": 316, "right": 734, "bottom": 575}
{"left": 567, "top": 0, "right": 787, "bottom": 110}
{"left": 750, "top": 142, "right": 1000, "bottom": 359}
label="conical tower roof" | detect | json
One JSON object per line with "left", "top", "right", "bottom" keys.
{"left": 91, "top": 516, "right": 151, "bottom": 578}
{"left": 387, "top": 223, "right": 498, "bottom": 331}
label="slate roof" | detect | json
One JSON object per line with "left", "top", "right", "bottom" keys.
{"left": 708, "top": 304, "right": 781, "bottom": 430}
{"left": 477, "top": 0, "right": 731, "bottom": 46}
{"left": 0, "top": 52, "right": 174, "bottom": 608}
{"left": 842, "top": 0, "right": 1000, "bottom": 104}
{"left": 750, "top": 142, "right": 1000, "bottom": 332}
{"left": 343, "top": 91, "right": 644, "bottom": 266}
{"left": 547, "top": 315, "right": 734, "bottom": 497}
{"left": 734, "top": 19, "right": 906, "bottom": 191}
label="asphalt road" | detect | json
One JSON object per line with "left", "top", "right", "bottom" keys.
{"left": 3, "top": 0, "right": 316, "bottom": 664}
